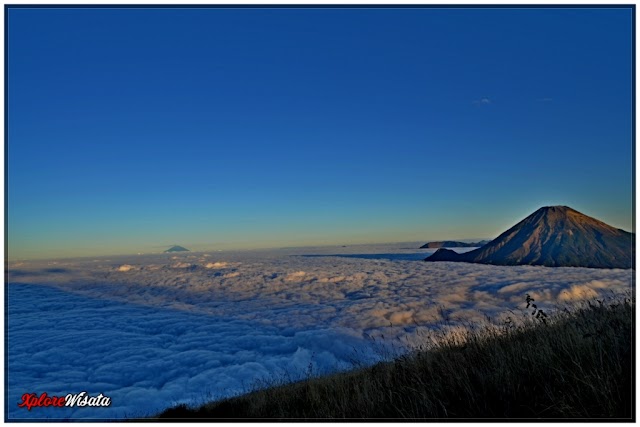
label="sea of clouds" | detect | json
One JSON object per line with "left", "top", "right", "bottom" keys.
{"left": 7, "top": 243, "right": 634, "bottom": 420}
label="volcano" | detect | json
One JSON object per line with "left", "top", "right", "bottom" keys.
{"left": 424, "top": 206, "right": 634, "bottom": 269}
{"left": 164, "top": 245, "right": 190, "bottom": 253}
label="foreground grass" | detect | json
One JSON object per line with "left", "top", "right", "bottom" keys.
{"left": 154, "top": 297, "right": 634, "bottom": 420}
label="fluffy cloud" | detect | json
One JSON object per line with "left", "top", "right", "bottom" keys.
{"left": 8, "top": 284, "right": 372, "bottom": 420}
{"left": 285, "top": 271, "right": 306, "bottom": 281}
{"left": 204, "top": 262, "right": 228, "bottom": 269}
{"left": 7, "top": 244, "right": 634, "bottom": 420}
{"left": 473, "top": 97, "right": 492, "bottom": 105}
{"left": 223, "top": 272, "right": 240, "bottom": 278}
{"left": 171, "top": 262, "right": 193, "bottom": 269}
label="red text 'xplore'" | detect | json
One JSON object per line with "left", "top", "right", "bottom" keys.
{"left": 18, "top": 392, "right": 111, "bottom": 410}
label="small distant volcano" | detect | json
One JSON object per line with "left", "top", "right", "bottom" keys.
{"left": 425, "top": 206, "right": 634, "bottom": 269}
{"left": 165, "top": 245, "right": 190, "bottom": 253}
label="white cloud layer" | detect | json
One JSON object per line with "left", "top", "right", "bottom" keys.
{"left": 7, "top": 244, "right": 634, "bottom": 420}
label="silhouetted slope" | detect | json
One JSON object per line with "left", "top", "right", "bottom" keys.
{"left": 425, "top": 206, "right": 633, "bottom": 268}
{"left": 165, "top": 245, "right": 190, "bottom": 253}
{"left": 420, "top": 240, "right": 488, "bottom": 249}
{"left": 154, "top": 298, "right": 633, "bottom": 419}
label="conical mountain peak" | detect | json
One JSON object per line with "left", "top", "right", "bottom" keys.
{"left": 425, "top": 206, "right": 633, "bottom": 269}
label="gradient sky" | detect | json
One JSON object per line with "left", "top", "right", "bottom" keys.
{"left": 8, "top": 6, "right": 634, "bottom": 260}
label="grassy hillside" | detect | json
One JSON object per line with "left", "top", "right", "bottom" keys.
{"left": 154, "top": 296, "right": 634, "bottom": 420}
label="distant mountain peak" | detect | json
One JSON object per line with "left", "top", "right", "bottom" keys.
{"left": 165, "top": 245, "right": 190, "bottom": 253}
{"left": 419, "top": 240, "right": 489, "bottom": 249}
{"left": 425, "top": 206, "right": 633, "bottom": 269}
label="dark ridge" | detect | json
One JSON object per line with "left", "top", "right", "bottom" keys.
{"left": 419, "top": 240, "right": 488, "bottom": 249}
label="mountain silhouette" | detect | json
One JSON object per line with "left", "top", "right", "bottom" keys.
{"left": 420, "top": 240, "right": 489, "bottom": 249}
{"left": 165, "top": 245, "right": 190, "bottom": 253}
{"left": 424, "top": 206, "right": 634, "bottom": 268}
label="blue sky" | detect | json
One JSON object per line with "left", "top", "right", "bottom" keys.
{"left": 8, "top": 6, "right": 634, "bottom": 259}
